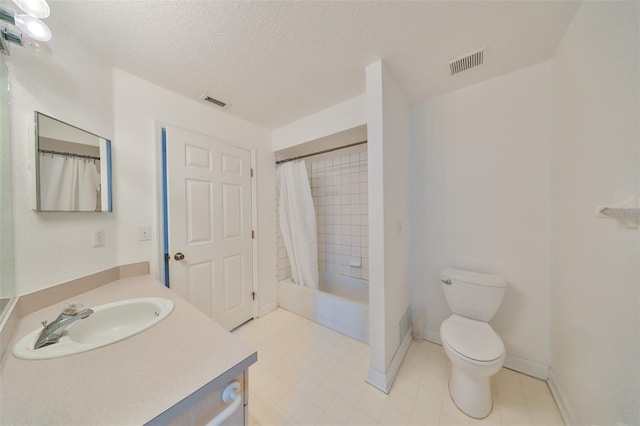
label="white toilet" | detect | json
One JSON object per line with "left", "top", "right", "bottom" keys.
{"left": 439, "top": 268, "right": 507, "bottom": 419}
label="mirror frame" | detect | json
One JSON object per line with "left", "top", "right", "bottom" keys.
{"left": 34, "top": 112, "right": 112, "bottom": 212}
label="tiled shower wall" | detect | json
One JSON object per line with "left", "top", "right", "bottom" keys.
{"left": 275, "top": 145, "right": 369, "bottom": 284}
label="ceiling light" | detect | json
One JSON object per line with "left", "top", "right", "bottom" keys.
{"left": 14, "top": 13, "right": 51, "bottom": 41}
{"left": 13, "top": 0, "right": 50, "bottom": 18}
{"left": 0, "top": 0, "right": 52, "bottom": 54}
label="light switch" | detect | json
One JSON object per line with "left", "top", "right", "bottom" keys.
{"left": 138, "top": 226, "right": 152, "bottom": 241}
{"left": 93, "top": 229, "right": 105, "bottom": 247}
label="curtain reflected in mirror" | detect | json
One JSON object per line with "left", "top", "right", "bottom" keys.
{"left": 38, "top": 150, "right": 102, "bottom": 211}
{"left": 0, "top": 56, "right": 15, "bottom": 321}
{"left": 35, "top": 112, "right": 112, "bottom": 212}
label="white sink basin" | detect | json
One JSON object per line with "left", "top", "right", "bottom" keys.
{"left": 13, "top": 297, "right": 174, "bottom": 360}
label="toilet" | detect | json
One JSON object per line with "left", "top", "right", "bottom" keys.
{"left": 439, "top": 268, "right": 507, "bottom": 419}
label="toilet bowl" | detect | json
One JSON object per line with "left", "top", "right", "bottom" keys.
{"left": 441, "top": 314, "right": 505, "bottom": 418}
{"left": 439, "top": 268, "right": 507, "bottom": 419}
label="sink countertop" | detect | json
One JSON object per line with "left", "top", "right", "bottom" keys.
{"left": 0, "top": 274, "right": 257, "bottom": 425}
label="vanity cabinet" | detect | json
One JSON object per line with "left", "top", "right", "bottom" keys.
{"left": 148, "top": 372, "right": 248, "bottom": 426}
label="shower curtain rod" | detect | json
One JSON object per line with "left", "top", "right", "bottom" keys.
{"left": 39, "top": 149, "right": 100, "bottom": 161}
{"left": 275, "top": 140, "right": 367, "bottom": 165}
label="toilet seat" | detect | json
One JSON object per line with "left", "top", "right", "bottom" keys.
{"left": 441, "top": 315, "right": 504, "bottom": 364}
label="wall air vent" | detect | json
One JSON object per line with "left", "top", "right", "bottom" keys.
{"left": 448, "top": 48, "right": 485, "bottom": 76}
{"left": 200, "top": 93, "right": 228, "bottom": 108}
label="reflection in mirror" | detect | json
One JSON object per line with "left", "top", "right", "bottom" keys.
{"left": 0, "top": 56, "right": 15, "bottom": 322}
{"left": 35, "top": 112, "right": 112, "bottom": 212}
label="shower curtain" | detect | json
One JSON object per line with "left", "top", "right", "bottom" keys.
{"left": 278, "top": 160, "right": 319, "bottom": 290}
{"left": 39, "top": 154, "right": 101, "bottom": 211}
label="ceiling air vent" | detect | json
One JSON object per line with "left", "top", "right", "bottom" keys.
{"left": 448, "top": 48, "right": 485, "bottom": 76}
{"left": 200, "top": 93, "right": 228, "bottom": 108}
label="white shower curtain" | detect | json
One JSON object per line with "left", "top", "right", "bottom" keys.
{"left": 39, "top": 154, "right": 101, "bottom": 211}
{"left": 278, "top": 160, "right": 319, "bottom": 290}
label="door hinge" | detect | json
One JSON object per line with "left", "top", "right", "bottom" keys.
{"left": 251, "top": 291, "right": 257, "bottom": 301}
{"left": 251, "top": 230, "right": 255, "bottom": 239}
{"left": 250, "top": 168, "right": 254, "bottom": 177}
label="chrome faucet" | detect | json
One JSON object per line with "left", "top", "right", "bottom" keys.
{"left": 34, "top": 303, "right": 94, "bottom": 349}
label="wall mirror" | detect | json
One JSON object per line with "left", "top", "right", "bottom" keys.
{"left": 35, "top": 112, "right": 112, "bottom": 212}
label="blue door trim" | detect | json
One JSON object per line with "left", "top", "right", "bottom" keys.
{"left": 161, "top": 128, "right": 170, "bottom": 288}
{"left": 105, "top": 139, "right": 112, "bottom": 212}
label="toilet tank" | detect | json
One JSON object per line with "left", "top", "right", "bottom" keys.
{"left": 441, "top": 268, "right": 507, "bottom": 321}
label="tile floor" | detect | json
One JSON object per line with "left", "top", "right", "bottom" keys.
{"left": 233, "top": 308, "right": 564, "bottom": 426}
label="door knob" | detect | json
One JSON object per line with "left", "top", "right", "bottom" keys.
{"left": 174, "top": 252, "right": 185, "bottom": 261}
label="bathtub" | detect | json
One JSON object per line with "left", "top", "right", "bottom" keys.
{"left": 277, "top": 271, "right": 369, "bottom": 343}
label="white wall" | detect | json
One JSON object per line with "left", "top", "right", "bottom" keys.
{"left": 411, "top": 62, "right": 552, "bottom": 378}
{"left": 6, "top": 31, "right": 277, "bottom": 317}
{"left": 366, "top": 60, "right": 412, "bottom": 392}
{"left": 272, "top": 94, "right": 366, "bottom": 151}
{"left": 8, "top": 32, "right": 117, "bottom": 296}
{"left": 112, "top": 70, "right": 277, "bottom": 315}
{"left": 549, "top": 2, "right": 639, "bottom": 424}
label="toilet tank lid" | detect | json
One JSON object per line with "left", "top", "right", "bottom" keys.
{"left": 441, "top": 268, "right": 507, "bottom": 288}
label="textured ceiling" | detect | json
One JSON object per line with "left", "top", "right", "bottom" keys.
{"left": 42, "top": 1, "right": 579, "bottom": 129}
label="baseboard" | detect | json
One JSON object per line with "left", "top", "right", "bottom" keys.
{"left": 258, "top": 300, "right": 277, "bottom": 317}
{"left": 548, "top": 367, "right": 578, "bottom": 426}
{"left": 388, "top": 327, "right": 413, "bottom": 389}
{"left": 423, "top": 326, "right": 548, "bottom": 379}
{"left": 366, "top": 327, "right": 413, "bottom": 394}
{"left": 503, "top": 353, "right": 548, "bottom": 380}
{"left": 424, "top": 327, "right": 441, "bottom": 345}
{"left": 366, "top": 367, "right": 388, "bottom": 393}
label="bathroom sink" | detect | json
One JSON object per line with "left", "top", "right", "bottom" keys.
{"left": 13, "top": 297, "right": 174, "bottom": 360}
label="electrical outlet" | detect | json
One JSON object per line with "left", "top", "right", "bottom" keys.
{"left": 93, "top": 229, "right": 105, "bottom": 247}
{"left": 138, "top": 225, "right": 152, "bottom": 241}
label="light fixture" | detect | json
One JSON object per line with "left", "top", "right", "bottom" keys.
{"left": 13, "top": 13, "right": 51, "bottom": 41}
{"left": 0, "top": 0, "right": 51, "bottom": 55}
{"left": 0, "top": 28, "right": 20, "bottom": 55}
{"left": 12, "top": 0, "right": 50, "bottom": 19}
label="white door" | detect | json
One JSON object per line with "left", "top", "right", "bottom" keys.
{"left": 165, "top": 125, "right": 254, "bottom": 330}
